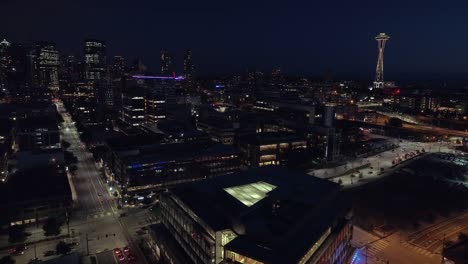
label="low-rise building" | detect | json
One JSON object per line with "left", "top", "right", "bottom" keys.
{"left": 237, "top": 132, "right": 307, "bottom": 167}
{"left": 108, "top": 140, "right": 241, "bottom": 196}
{"left": 197, "top": 117, "right": 238, "bottom": 145}
{"left": 147, "top": 166, "right": 353, "bottom": 264}
{"left": 0, "top": 164, "right": 72, "bottom": 227}
{"left": 16, "top": 117, "right": 61, "bottom": 151}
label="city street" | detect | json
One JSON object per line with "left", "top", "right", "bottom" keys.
{"left": 406, "top": 211, "right": 468, "bottom": 254}
{"left": 58, "top": 101, "right": 153, "bottom": 263}
{"left": 0, "top": 103, "right": 173, "bottom": 263}
{"left": 350, "top": 226, "right": 440, "bottom": 264}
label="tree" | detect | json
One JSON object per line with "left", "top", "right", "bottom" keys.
{"left": 8, "top": 225, "right": 26, "bottom": 243}
{"left": 43, "top": 217, "right": 61, "bottom": 237}
{"left": 0, "top": 256, "right": 15, "bottom": 264}
{"left": 56, "top": 241, "right": 71, "bottom": 255}
{"left": 387, "top": 117, "right": 403, "bottom": 127}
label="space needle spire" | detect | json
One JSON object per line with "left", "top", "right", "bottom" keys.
{"left": 374, "top": 33, "right": 390, "bottom": 89}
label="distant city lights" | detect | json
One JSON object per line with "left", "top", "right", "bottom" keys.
{"left": 132, "top": 75, "right": 184, "bottom": 80}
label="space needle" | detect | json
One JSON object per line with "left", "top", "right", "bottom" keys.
{"left": 374, "top": 33, "right": 390, "bottom": 89}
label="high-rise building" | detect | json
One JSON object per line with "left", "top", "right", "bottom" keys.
{"left": 34, "top": 42, "right": 60, "bottom": 92}
{"left": 84, "top": 39, "right": 106, "bottom": 82}
{"left": 271, "top": 67, "right": 283, "bottom": 86}
{"left": 374, "top": 33, "right": 390, "bottom": 89}
{"left": 160, "top": 49, "right": 174, "bottom": 76}
{"left": 120, "top": 78, "right": 146, "bottom": 127}
{"left": 1, "top": 41, "right": 31, "bottom": 96}
{"left": 59, "top": 55, "right": 79, "bottom": 96}
{"left": 149, "top": 167, "right": 352, "bottom": 264}
{"left": 183, "top": 49, "right": 194, "bottom": 89}
{"left": 183, "top": 49, "right": 193, "bottom": 76}
{"left": 0, "top": 39, "right": 11, "bottom": 91}
{"left": 146, "top": 85, "right": 166, "bottom": 124}
{"left": 111, "top": 56, "right": 126, "bottom": 79}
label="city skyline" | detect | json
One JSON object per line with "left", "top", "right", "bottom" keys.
{"left": 3, "top": 1, "right": 468, "bottom": 79}
{"left": 1, "top": 2, "right": 468, "bottom": 264}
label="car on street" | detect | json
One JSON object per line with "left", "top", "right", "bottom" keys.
{"left": 118, "top": 254, "right": 125, "bottom": 261}
{"left": 123, "top": 246, "right": 130, "bottom": 253}
{"left": 97, "top": 193, "right": 102, "bottom": 196}
{"left": 10, "top": 249, "right": 25, "bottom": 256}
{"left": 114, "top": 248, "right": 122, "bottom": 255}
{"left": 126, "top": 253, "right": 136, "bottom": 261}
{"left": 44, "top": 250, "right": 56, "bottom": 257}
{"left": 10, "top": 244, "right": 27, "bottom": 255}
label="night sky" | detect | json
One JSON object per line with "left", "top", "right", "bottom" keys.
{"left": 3, "top": 0, "right": 468, "bottom": 79}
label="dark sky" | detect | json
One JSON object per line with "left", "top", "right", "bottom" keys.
{"left": 2, "top": 0, "right": 468, "bottom": 79}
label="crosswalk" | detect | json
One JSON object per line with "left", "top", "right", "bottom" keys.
{"left": 363, "top": 240, "right": 389, "bottom": 259}
{"left": 90, "top": 211, "right": 114, "bottom": 219}
{"left": 401, "top": 241, "right": 434, "bottom": 257}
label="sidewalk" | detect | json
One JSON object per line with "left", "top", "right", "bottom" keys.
{"left": 0, "top": 222, "right": 80, "bottom": 252}
{"left": 0, "top": 230, "right": 74, "bottom": 251}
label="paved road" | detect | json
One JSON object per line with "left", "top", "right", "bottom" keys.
{"left": 407, "top": 211, "right": 468, "bottom": 253}
{"left": 57, "top": 102, "right": 147, "bottom": 263}
{"left": 0, "top": 102, "right": 152, "bottom": 263}
{"left": 309, "top": 134, "right": 457, "bottom": 188}
{"left": 351, "top": 226, "right": 439, "bottom": 264}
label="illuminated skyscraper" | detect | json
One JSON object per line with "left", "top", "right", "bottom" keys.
{"left": 374, "top": 33, "right": 390, "bottom": 89}
{"left": 183, "top": 49, "right": 194, "bottom": 90}
{"left": 111, "top": 56, "right": 126, "bottom": 79}
{"left": 183, "top": 49, "right": 194, "bottom": 77}
{"left": 160, "top": 49, "right": 173, "bottom": 76}
{"left": 34, "top": 42, "right": 60, "bottom": 92}
{"left": 84, "top": 39, "right": 106, "bottom": 81}
{"left": 0, "top": 39, "right": 11, "bottom": 91}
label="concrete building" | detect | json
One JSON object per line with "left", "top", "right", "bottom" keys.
{"left": 16, "top": 117, "right": 61, "bottom": 151}
{"left": 0, "top": 165, "right": 72, "bottom": 227}
{"left": 237, "top": 132, "right": 308, "bottom": 167}
{"left": 147, "top": 166, "right": 353, "bottom": 264}
{"left": 34, "top": 42, "right": 60, "bottom": 92}
{"left": 105, "top": 138, "right": 240, "bottom": 197}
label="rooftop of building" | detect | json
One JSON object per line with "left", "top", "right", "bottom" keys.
{"left": 154, "top": 120, "right": 200, "bottom": 135}
{"left": 122, "top": 141, "right": 240, "bottom": 165}
{"left": 197, "top": 116, "right": 237, "bottom": 129}
{"left": 0, "top": 164, "right": 71, "bottom": 207}
{"left": 106, "top": 133, "right": 165, "bottom": 151}
{"left": 17, "top": 116, "right": 59, "bottom": 131}
{"left": 237, "top": 132, "right": 305, "bottom": 145}
{"left": 168, "top": 166, "right": 350, "bottom": 263}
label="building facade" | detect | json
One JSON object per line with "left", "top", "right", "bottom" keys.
{"left": 148, "top": 167, "right": 353, "bottom": 264}
{"left": 237, "top": 132, "right": 308, "bottom": 167}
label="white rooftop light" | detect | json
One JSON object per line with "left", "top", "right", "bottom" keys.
{"left": 224, "top": 181, "right": 277, "bottom": 207}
